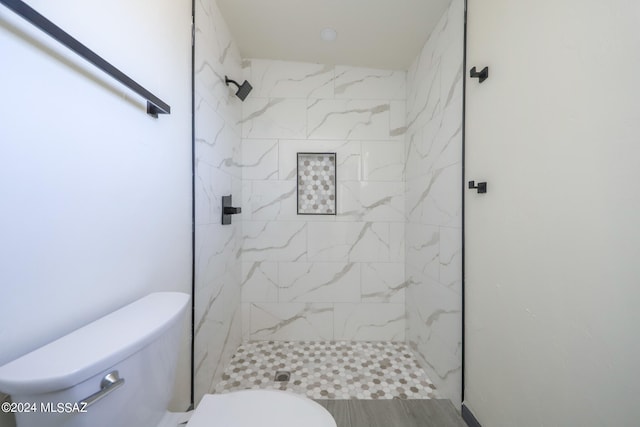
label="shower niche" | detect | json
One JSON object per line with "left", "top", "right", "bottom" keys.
{"left": 296, "top": 152, "right": 336, "bottom": 215}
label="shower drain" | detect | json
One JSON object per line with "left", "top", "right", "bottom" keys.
{"left": 274, "top": 370, "right": 291, "bottom": 382}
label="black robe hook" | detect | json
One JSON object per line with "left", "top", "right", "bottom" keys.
{"left": 470, "top": 66, "right": 489, "bottom": 83}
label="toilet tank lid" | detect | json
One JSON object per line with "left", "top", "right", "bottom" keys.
{"left": 0, "top": 292, "right": 189, "bottom": 396}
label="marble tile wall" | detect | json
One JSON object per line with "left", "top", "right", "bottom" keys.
{"left": 193, "top": 0, "right": 244, "bottom": 403}
{"left": 240, "top": 60, "right": 407, "bottom": 343}
{"left": 404, "top": 0, "right": 464, "bottom": 408}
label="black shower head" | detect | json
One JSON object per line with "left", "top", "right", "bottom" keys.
{"left": 225, "top": 76, "right": 253, "bottom": 101}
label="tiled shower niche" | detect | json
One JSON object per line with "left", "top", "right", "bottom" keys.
{"left": 297, "top": 153, "right": 336, "bottom": 215}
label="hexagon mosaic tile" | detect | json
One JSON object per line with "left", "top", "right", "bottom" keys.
{"left": 213, "top": 341, "right": 438, "bottom": 400}
{"left": 297, "top": 153, "right": 336, "bottom": 215}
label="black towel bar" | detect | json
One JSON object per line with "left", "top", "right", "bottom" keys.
{"left": 0, "top": 0, "right": 171, "bottom": 118}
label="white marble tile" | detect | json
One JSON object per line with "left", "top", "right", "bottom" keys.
{"left": 194, "top": 304, "right": 242, "bottom": 397}
{"left": 439, "top": 227, "right": 462, "bottom": 294}
{"left": 197, "top": 0, "right": 241, "bottom": 72}
{"left": 278, "top": 262, "right": 361, "bottom": 303}
{"left": 405, "top": 124, "right": 431, "bottom": 182}
{"left": 405, "top": 224, "right": 440, "bottom": 278}
{"left": 232, "top": 56, "right": 463, "bottom": 397}
{"left": 405, "top": 67, "right": 420, "bottom": 122}
{"left": 241, "top": 98, "right": 307, "bottom": 139}
{"left": 307, "top": 99, "right": 391, "bottom": 141}
{"left": 444, "top": 65, "right": 464, "bottom": 116}
{"left": 249, "top": 303, "right": 333, "bottom": 340}
{"left": 242, "top": 59, "right": 251, "bottom": 83}
{"left": 194, "top": 224, "right": 240, "bottom": 321}
{"left": 440, "top": 46, "right": 463, "bottom": 113}
{"left": 334, "top": 303, "right": 405, "bottom": 341}
{"left": 195, "top": 96, "right": 241, "bottom": 224}
{"left": 241, "top": 261, "right": 279, "bottom": 302}
{"left": 279, "top": 139, "right": 361, "bottom": 181}
{"left": 242, "top": 139, "right": 279, "bottom": 180}
{"left": 390, "top": 101, "right": 407, "bottom": 139}
{"left": 194, "top": 82, "right": 242, "bottom": 141}
{"left": 389, "top": 222, "right": 405, "bottom": 263}
{"left": 241, "top": 180, "right": 254, "bottom": 221}
{"left": 404, "top": 129, "right": 420, "bottom": 180}
{"left": 193, "top": 0, "right": 245, "bottom": 404}
{"left": 334, "top": 66, "right": 406, "bottom": 100}
{"left": 406, "top": 278, "right": 461, "bottom": 365}
{"left": 407, "top": 101, "right": 463, "bottom": 182}
{"left": 403, "top": 0, "right": 463, "bottom": 408}
{"left": 250, "top": 59, "right": 335, "bottom": 98}
{"left": 361, "top": 263, "right": 406, "bottom": 303}
{"left": 194, "top": 271, "right": 241, "bottom": 346}
{"left": 409, "top": 331, "right": 461, "bottom": 408}
{"left": 436, "top": 0, "right": 464, "bottom": 111}
{"left": 361, "top": 141, "right": 404, "bottom": 182}
{"left": 241, "top": 302, "right": 251, "bottom": 341}
{"left": 406, "top": 58, "right": 441, "bottom": 134}
{"left": 194, "top": 1, "right": 243, "bottom": 135}
{"left": 406, "top": 13, "right": 439, "bottom": 116}
{"left": 246, "top": 180, "right": 298, "bottom": 221}
{"left": 406, "top": 166, "right": 461, "bottom": 228}
{"left": 194, "top": 223, "right": 242, "bottom": 397}
{"left": 194, "top": 2, "right": 242, "bottom": 135}
{"left": 306, "top": 222, "right": 353, "bottom": 261}
{"left": 434, "top": 98, "right": 464, "bottom": 172}
{"left": 307, "top": 222, "right": 391, "bottom": 262}
{"left": 243, "top": 178, "right": 333, "bottom": 223}
{"left": 349, "top": 222, "right": 393, "bottom": 262}
{"left": 241, "top": 221, "right": 307, "bottom": 261}
{"left": 194, "top": 79, "right": 239, "bottom": 136}
{"left": 337, "top": 181, "right": 405, "bottom": 222}
{"left": 406, "top": 54, "right": 420, "bottom": 115}
{"left": 231, "top": 176, "right": 243, "bottom": 215}
{"left": 194, "top": 160, "right": 231, "bottom": 225}
{"left": 196, "top": 100, "right": 241, "bottom": 177}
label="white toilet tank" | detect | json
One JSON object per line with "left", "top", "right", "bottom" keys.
{"left": 0, "top": 292, "right": 190, "bottom": 427}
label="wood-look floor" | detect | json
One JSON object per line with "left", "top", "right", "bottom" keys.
{"left": 316, "top": 399, "right": 467, "bottom": 427}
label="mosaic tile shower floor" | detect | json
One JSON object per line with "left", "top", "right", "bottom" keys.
{"left": 214, "top": 341, "right": 438, "bottom": 400}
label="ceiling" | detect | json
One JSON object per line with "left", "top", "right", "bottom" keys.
{"left": 215, "top": 0, "right": 452, "bottom": 71}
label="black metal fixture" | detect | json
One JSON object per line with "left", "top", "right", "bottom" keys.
{"left": 225, "top": 76, "right": 253, "bottom": 101}
{"left": 469, "top": 66, "right": 489, "bottom": 83}
{"left": 0, "top": 0, "right": 171, "bottom": 117}
{"left": 468, "top": 181, "right": 487, "bottom": 194}
{"left": 221, "top": 195, "right": 242, "bottom": 225}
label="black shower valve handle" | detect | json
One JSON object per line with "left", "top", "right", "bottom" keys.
{"left": 221, "top": 195, "right": 241, "bottom": 225}
{"left": 223, "top": 206, "right": 242, "bottom": 215}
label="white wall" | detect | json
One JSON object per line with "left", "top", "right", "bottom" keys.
{"left": 405, "top": 0, "right": 464, "bottom": 407}
{"left": 0, "top": 0, "right": 192, "bottom": 413}
{"left": 240, "top": 59, "right": 407, "bottom": 342}
{"left": 464, "top": 0, "right": 640, "bottom": 425}
{"left": 192, "top": 0, "right": 244, "bottom": 403}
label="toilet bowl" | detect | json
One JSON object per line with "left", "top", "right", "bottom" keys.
{"left": 188, "top": 390, "right": 336, "bottom": 427}
{"left": 0, "top": 292, "right": 336, "bottom": 427}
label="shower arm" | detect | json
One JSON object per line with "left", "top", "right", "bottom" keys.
{"left": 225, "top": 77, "right": 241, "bottom": 89}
